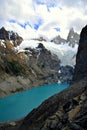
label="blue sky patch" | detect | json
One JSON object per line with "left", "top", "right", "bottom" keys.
{"left": 9, "top": 20, "right": 32, "bottom": 29}
{"left": 35, "top": 1, "right": 45, "bottom": 5}
{"left": 18, "top": 22, "right": 32, "bottom": 29}
{"left": 33, "top": 18, "right": 43, "bottom": 30}
{"left": 9, "top": 19, "right": 16, "bottom": 23}
{"left": 35, "top": 0, "right": 56, "bottom": 7}
{"left": 9, "top": 18, "right": 43, "bottom": 30}
{"left": 54, "top": 27, "right": 60, "bottom": 32}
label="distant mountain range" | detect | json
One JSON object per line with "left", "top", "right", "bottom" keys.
{"left": 51, "top": 27, "right": 80, "bottom": 47}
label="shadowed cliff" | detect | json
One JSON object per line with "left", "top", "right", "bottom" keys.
{"left": 73, "top": 25, "right": 87, "bottom": 82}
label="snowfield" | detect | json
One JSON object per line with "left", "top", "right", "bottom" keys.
{"left": 18, "top": 40, "right": 78, "bottom": 67}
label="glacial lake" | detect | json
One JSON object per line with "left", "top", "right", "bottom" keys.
{"left": 0, "top": 84, "right": 69, "bottom": 122}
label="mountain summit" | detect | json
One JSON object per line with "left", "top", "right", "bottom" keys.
{"left": 51, "top": 28, "right": 80, "bottom": 47}
{"left": 0, "top": 27, "right": 23, "bottom": 46}
{"left": 67, "top": 28, "right": 80, "bottom": 47}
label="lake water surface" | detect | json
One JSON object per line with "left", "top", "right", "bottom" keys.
{"left": 0, "top": 84, "right": 69, "bottom": 122}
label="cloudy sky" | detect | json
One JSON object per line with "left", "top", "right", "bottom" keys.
{"left": 0, "top": 0, "right": 87, "bottom": 40}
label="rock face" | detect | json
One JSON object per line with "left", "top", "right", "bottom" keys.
{"left": 73, "top": 25, "right": 87, "bottom": 82}
{"left": 58, "top": 65, "right": 74, "bottom": 84}
{"left": 67, "top": 28, "right": 80, "bottom": 47}
{"left": 39, "top": 88, "right": 87, "bottom": 130}
{"left": 25, "top": 43, "right": 60, "bottom": 84}
{"left": 0, "top": 27, "right": 9, "bottom": 40}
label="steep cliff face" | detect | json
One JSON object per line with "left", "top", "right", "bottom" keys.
{"left": 73, "top": 25, "right": 87, "bottom": 82}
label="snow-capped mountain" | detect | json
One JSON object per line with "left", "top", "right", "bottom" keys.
{"left": 51, "top": 27, "right": 80, "bottom": 46}
{"left": 18, "top": 39, "right": 78, "bottom": 67}
{"left": 17, "top": 27, "right": 79, "bottom": 67}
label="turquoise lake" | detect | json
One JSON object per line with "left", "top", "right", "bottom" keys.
{"left": 0, "top": 84, "right": 69, "bottom": 122}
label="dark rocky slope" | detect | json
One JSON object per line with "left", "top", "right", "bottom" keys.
{"left": 16, "top": 25, "right": 87, "bottom": 130}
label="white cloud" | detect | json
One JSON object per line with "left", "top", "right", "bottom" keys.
{"left": 0, "top": 0, "right": 87, "bottom": 40}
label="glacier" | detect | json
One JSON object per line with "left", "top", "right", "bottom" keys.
{"left": 18, "top": 40, "right": 78, "bottom": 67}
